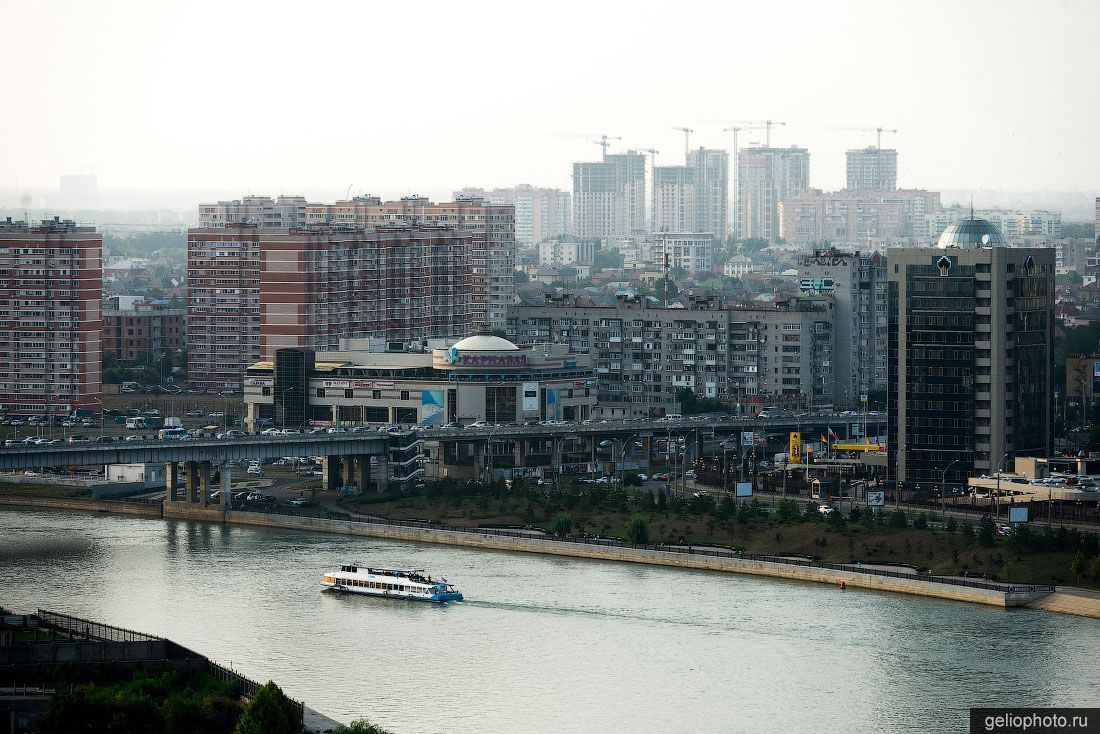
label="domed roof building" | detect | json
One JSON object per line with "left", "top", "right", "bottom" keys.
{"left": 449, "top": 334, "right": 519, "bottom": 351}
{"left": 936, "top": 214, "right": 1006, "bottom": 249}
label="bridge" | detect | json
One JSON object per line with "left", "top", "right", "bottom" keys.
{"left": 0, "top": 413, "right": 878, "bottom": 506}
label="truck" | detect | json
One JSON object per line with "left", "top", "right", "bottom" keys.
{"left": 162, "top": 416, "right": 183, "bottom": 429}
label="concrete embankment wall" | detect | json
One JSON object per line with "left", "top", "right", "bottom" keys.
{"left": 1026, "top": 592, "right": 1100, "bottom": 619}
{"left": 163, "top": 503, "right": 1033, "bottom": 610}
{"left": 0, "top": 495, "right": 162, "bottom": 518}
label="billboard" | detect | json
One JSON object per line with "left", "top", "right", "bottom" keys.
{"left": 546, "top": 387, "right": 560, "bottom": 421}
{"left": 513, "top": 467, "right": 543, "bottom": 479}
{"left": 735, "top": 482, "right": 753, "bottom": 497}
{"left": 522, "top": 382, "right": 540, "bottom": 412}
{"left": 1094, "top": 362, "right": 1100, "bottom": 378}
{"left": 866, "top": 491, "right": 886, "bottom": 507}
{"left": 420, "top": 390, "right": 444, "bottom": 426}
{"left": 789, "top": 432, "right": 801, "bottom": 463}
{"left": 1008, "top": 506, "right": 1029, "bottom": 524}
{"left": 741, "top": 431, "right": 765, "bottom": 448}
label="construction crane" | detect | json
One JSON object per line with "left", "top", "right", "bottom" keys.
{"left": 671, "top": 126, "right": 694, "bottom": 163}
{"left": 551, "top": 133, "right": 622, "bottom": 157}
{"left": 824, "top": 126, "right": 898, "bottom": 149}
{"left": 717, "top": 119, "right": 786, "bottom": 147}
{"left": 720, "top": 125, "right": 765, "bottom": 157}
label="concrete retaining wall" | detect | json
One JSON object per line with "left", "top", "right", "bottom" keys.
{"left": 164, "top": 504, "right": 1035, "bottom": 609}
{"left": 0, "top": 496, "right": 162, "bottom": 518}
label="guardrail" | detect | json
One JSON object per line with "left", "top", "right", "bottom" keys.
{"left": 239, "top": 504, "right": 1053, "bottom": 596}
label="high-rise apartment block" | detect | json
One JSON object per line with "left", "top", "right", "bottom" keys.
{"left": 798, "top": 249, "right": 887, "bottom": 406}
{"left": 652, "top": 148, "right": 729, "bottom": 239}
{"left": 888, "top": 216, "right": 1054, "bottom": 486}
{"left": 572, "top": 152, "right": 647, "bottom": 238}
{"left": 454, "top": 185, "right": 571, "bottom": 248}
{"left": 187, "top": 223, "right": 472, "bottom": 391}
{"left": 199, "top": 195, "right": 308, "bottom": 228}
{"left": 737, "top": 147, "right": 810, "bottom": 241}
{"left": 0, "top": 218, "right": 101, "bottom": 415}
{"left": 846, "top": 147, "right": 898, "bottom": 193}
{"left": 537, "top": 238, "right": 595, "bottom": 268}
{"left": 508, "top": 293, "right": 833, "bottom": 418}
{"left": 650, "top": 233, "right": 715, "bottom": 274}
{"left": 305, "top": 195, "right": 514, "bottom": 329}
{"left": 779, "top": 189, "right": 941, "bottom": 245}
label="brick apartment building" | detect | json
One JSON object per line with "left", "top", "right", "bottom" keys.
{"left": 0, "top": 217, "right": 102, "bottom": 415}
{"left": 187, "top": 223, "right": 472, "bottom": 391}
{"left": 304, "top": 195, "right": 514, "bottom": 329}
{"left": 102, "top": 299, "right": 185, "bottom": 362}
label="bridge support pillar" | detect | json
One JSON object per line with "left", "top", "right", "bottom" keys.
{"left": 198, "top": 461, "right": 212, "bottom": 507}
{"left": 350, "top": 455, "right": 367, "bottom": 491}
{"left": 513, "top": 440, "right": 523, "bottom": 473}
{"left": 165, "top": 462, "right": 179, "bottom": 502}
{"left": 185, "top": 462, "right": 199, "bottom": 503}
{"left": 340, "top": 455, "right": 355, "bottom": 488}
{"left": 322, "top": 456, "right": 340, "bottom": 491}
{"left": 222, "top": 464, "right": 232, "bottom": 509}
{"left": 376, "top": 453, "right": 389, "bottom": 493}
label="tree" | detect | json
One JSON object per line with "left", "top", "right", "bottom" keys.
{"left": 888, "top": 510, "right": 909, "bottom": 529}
{"left": 514, "top": 269, "right": 529, "bottom": 284}
{"left": 977, "top": 516, "right": 996, "bottom": 548}
{"left": 1070, "top": 549, "right": 1087, "bottom": 577}
{"left": 233, "top": 682, "right": 301, "bottom": 734}
{"left": 547, "top": 513, "right": 573, "bottom": 537}
{"left": 626, "top": 515, "right": 651, "bottom": 544}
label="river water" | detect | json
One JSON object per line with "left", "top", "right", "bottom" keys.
{"left": 0, "top": 508, "right": 1096, "bottom": 733}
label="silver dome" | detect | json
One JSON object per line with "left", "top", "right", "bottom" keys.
{"left": 936, "top": 216, "right": 1006, "bottom": 249}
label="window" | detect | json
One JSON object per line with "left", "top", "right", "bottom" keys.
{"left": 372, "top": 390, "right": 381, "bottom": 400}
{"left": 316, "top": 388, "right": 325, "bottom": 398}
{"left": 344, "top": 389, "right": 354, "bottom": 398}
{"left": 400, "top": 390, "right": 410, "bottom": 400}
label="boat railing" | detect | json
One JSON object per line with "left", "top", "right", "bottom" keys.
{"left": 242, "top": 505, "right": 1056, "bottom": 596}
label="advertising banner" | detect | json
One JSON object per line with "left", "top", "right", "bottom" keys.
{"left": 522, "top": 382, "right": 540, "bottom": 412}
{"left": 741, "top": 431, "right": 755, "bottom": 448}
{"left": 735, "top": 482, "right": 753, "bottom": 497}
{"left": 513, "top": 467, "right": 544, "bottom": 479}
{"left": 322, "top": 380, "right": 350, "bottom": 389}
{"left": 421, "top": 390, "right": 444, "bottom": 426}
{"left": 789, "top": 432, "right": 801, "bottom": 463}
{"left": 1008, "top": 506, "right": 1029, "bottom": 523}
{"left": 866, "top": 491, "right": 886, "bottom": 507}
{"left": 546, "top": 387, "right": 560, "bottom": 421}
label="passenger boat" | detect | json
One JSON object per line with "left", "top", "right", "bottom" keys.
{"left": 321, "top": 563, "right": 463, "bottom": 602}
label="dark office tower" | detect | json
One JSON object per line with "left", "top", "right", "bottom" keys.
{"left": 888, "top": 216, "right": 1054, "bottom": 487}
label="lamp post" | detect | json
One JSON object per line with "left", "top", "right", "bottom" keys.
{"left": 941, "top": 458, "right": 960, "bottom": 523}
{"left": 615, "top": 434, "right": 639, "bottom": 488}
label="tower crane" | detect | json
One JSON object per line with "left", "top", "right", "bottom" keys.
{"left": 717, "top": 120, "right": 786, "bottom": 147}
{"left": 670, "top": 126, "right": 694, "bottom": 163}
{"left": 824, "top": 126, "right": 897, "bottom": 149}
{"left": 551, "top": 133, "right": 622, "bottom": 158}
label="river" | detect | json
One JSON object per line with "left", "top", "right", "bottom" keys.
{"left": 0, "top": 508, "right": 1096, "bottom": 733}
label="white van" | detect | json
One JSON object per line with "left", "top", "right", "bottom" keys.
{"left": 757, "top": 406, "right": 780, "bottom": 419}
{"left": 125, "top": 417, "right": 147, "bottom": 430}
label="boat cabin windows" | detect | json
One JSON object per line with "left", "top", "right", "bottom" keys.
{"left": 340, "top": 565, "right": 358, "bottom": 573}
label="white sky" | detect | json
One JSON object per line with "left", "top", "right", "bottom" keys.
{"left": 2, "top": 0, "right": 1098, "bottom": 201}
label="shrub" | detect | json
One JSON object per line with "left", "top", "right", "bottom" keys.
{"left": 233, "top": 682, "right": 301, "bottom": 734}
{"left": 547, "top": 514, "right": 573, "bottom": 537}
{"left": 626, "top": 515, "right": 651, "bottom": 544}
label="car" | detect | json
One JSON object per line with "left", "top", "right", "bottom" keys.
{"left": 143, "top": 409, "right": 160, "bottom": 417}
{"left": 82, "top": 419, "right": 95, "bottom": 427}
{"left": 208, "top": 412, "right": 225, "bottom": 419}
{"left": 685, "top": 469, "right": 696, "bottom": 479}
{"left": 818, "top": 504, "right": 836, "bottom": 516}
{"left": 326, "top": 427, "right": 347, "bottom": 434}
{"left": 60, "top": 420, "right": 76, "bottom": 428}
{"left": 637, "top": 474, "right": 649, "bottom": 481}
{"left": 287, "top": 497, "right": 307, "bottom": 507}
{"left": 280, "top": 428, "right": 301, "bottom": 435}
{"left": 351, "top": 426, "right": 373, "bottom": 433}
{"left": 124, "top": 435, "right": 145, "bottom": 442}
{"left": 44, "top": 439, "right": 63, "bottom": 446}
{"left": 8, "top": 419, "right": 24, "bottom": 427}
{"left": 246, "top": 466, "right": 263, "bottom": 476}
{"left": 466, "top": 421, "right": 491, "bottom": 429}
{"left": 24, "top": 470, "right": 39, "bottom": 478}
{"left": 95, "top": 436, "right": 117, "bottom": 444}
{"left": 260, "top": 428, "right": 282, "bottom": 436}
{"left": 692, "top": 490, "right": 709, "bottom": 498}
{"left": 997, "top": 524, "right": 1013, "bottom": 536}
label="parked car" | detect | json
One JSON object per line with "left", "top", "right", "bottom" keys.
{"left": 818, "top": 504, "right": 836, "bottom": 516}
{"left": 24, "top": 470, "right": 39, "bottom": 478}
{"left": 185, "top": 410, "right": 203, "bottom": 417}
{"left": 288, "top": 497, "right": 307, "bottom": 507}
{"left": 246, "top": 466, "right": 263, "bottom": 476}
{"left": 208, "top": 412, "right": 225, "bottom": 419}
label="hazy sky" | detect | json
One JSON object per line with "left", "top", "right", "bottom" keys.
{"left": 3, "top": 0, "right": 1098, "bottom": 203}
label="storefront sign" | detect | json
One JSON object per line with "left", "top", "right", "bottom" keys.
{"left": 353, "top": 380, "right": 374, "bottom": 389}
{"left": 445, "top": 346, "right": 528, "bottom": 367}
{"left": 322, "top": 380, "right": 350, "bottom": 389}
{"left": 244, "top": 379, "right": 273, "bottom": 387}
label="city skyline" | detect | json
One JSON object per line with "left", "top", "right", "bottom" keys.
{"left": 2, "top": 0, "right": 1098, "bottom": 200}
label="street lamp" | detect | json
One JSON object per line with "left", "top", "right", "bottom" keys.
{"left": 614, "top": 434, "right": 639, "bottom": 488}
{"left": 941, "top": 458, "right": 960, "bottom": 523}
